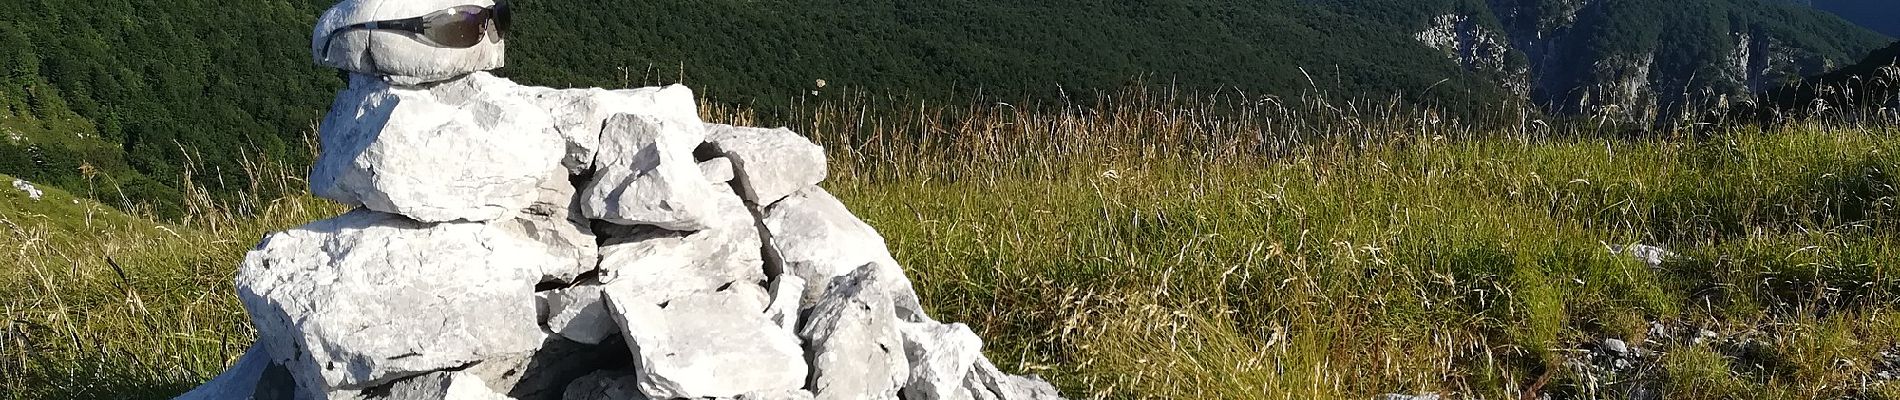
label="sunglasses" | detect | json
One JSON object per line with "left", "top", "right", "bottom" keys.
{"left": 322, "top": 2, "right": 512, "bottom": 57}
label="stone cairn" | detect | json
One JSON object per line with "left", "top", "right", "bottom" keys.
{"left": 174, "top": 70, "right": 1065, "bottom": 400}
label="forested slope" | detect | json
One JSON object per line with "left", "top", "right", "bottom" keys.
{"left": 0, "top": 0, "right": 1886, "bottom": 216}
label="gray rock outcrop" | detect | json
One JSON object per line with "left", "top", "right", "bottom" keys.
{"left": 193, "top": 71, "right": 1064, "bottom": 400}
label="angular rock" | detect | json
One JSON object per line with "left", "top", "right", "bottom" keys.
{"left": 699, "top": 157, "right": 736, "bottom": 184}
{"left": 540, "top": 280, "right": 616, "bottom": 345}
{"left": 520, "top": 85, "right": 702, "bottom": 174}
{"left": 238, "top": 209, "right": 552, "bottom": 395}
{"left": 560, "top": 370, "right": 646, "bottom": 400}
{"left": 311, "top": 72, "right": 564, "bottom": 222}
{"left": 799, "top": 265, "right": 909, "bottom": 400}
{"left": 764, "top": 187, "right": 926, "bottom": 319}
{"left": 463, "top": 336, "right": 632, "bottom": 400}
{"left": 503, "top": 169, "right": 599, "bottom": 284}
{"left": 901, "top": 322, "right": 985, "bottom": 400}
{"left": 174, "top": 344, "right": 274, "bottom": 400}
{"left": 705, "top": 125, "right": 827, "bottom": 206}
{"left": 604, "top": 285, "right": 807, "bottom": 398}
{"left": 964, "top": 358, "right": 1064, "bottom": 400}
{"left": 378, "top": 371, "right": 511, "bottom": 400}
{"left": 764, "top": 274, "right": 807, "bottom": 334}
{"left": 580, "top": 113, "right": 722, "bottom": 230}
{"left": 597, "top": 184, "right": 765, "bottom": 305}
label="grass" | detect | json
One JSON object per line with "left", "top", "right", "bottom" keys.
{"left": 3, "top": 87, "right": 1899, "bottom": 399}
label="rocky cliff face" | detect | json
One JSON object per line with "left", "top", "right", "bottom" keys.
{"left": 1406, "top": 0, "right": 1878, "bottom": 115}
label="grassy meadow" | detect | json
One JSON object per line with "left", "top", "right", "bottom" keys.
{"left": 4, "top": 88, "right": 1900, "bottom": 399}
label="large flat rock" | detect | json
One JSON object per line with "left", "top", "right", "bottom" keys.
{"left": 596, "top": 182, "right": 766, "bottom": 305}
{"left": 604, "top": 285, "right": 807, "bottom": 398}
{"left": 310, "top": 72, "right": 564, "bottom": 223}
{"left": 237, "top": 209, "right": 553, "bottom": 396}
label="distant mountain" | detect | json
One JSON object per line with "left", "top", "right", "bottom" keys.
{"left": 0, "top": 0, "right": 1888, "bottom": 214}
{"left": 1788, "top": 0, "right": 1900, "bottom": 37}
{"left": 1763, "top": 40, "right": 1900, "bottom": 116}
{"left": 1321, "top": 0, "right": 1890, "bottom": 115}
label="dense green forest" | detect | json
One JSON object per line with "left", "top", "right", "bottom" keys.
{"left": 0, "top": 0, "right": 1887, "bottom": 216}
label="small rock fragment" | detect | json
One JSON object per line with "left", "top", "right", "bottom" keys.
{"left": 541, "top": 280, "right": 616, "bottom": 345}
{"left": 963, "top": 358, "right": 1063, "bottom": 400}
{"left": 901, "top": 322, "right": 984, "bottom": 400}
{"left": 173, "top": 344, "right": 274, "bottom": 400}
{"left": 378, "top": 371, "right": 511, "bottom": 400}
{"left": 699, "top": 157, "right": 737, "bottom": 184}
{"left": 560, "top": 370, "right": 646, "bottom": 400}
{"left": 1603, "top": 338, "right": 1630, "bottom": 355}
{"left": 764, "top": 275, "right": 808, "bottom": 334}
{"left": 463, "top": 336, "right": 631, "bottom": 400}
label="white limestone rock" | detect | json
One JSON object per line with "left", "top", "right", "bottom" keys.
{"left": 901, "top": 322, "right": 985, "bottom": 400}
{"left": 310, "top": 72, "right": 564, "bottom": 223}
{"left": 596, "top": 184, "right": 765, "bottom": 305}
{"left": 378, "top": 371, "right": 512, "bottom": 400}
{"left": 764, "top": 187, "right": 926, "bottom": 320}
{"left": 503, "top": 170, "right": 598, "bottom": 284}
{"left": 11, "top": 179, "right": 42, "bottom": 201}
{"left": 540, "top": 280, "right": 616, "bottom": 345}
{"left": 173, "top": 344, "right": 274, "bottom": 400}
{"left": 964, "top": 359, "right": 1064, "bottom": 400}
{"left": 313, "top": 0, "right": 507, "bottom": 85}
{"left": 520, "top": 85, "right": 702, "bottom": 174}
{"left": 699, "top": 157, "right": 736, "bottom": 184}
{"left": 560, "top": 370, "right": 645, "bottom": 400}
{"left": 237, "top": 209, "right": 551, "bottom": 396}
{"left": 764, "top": 275, "right": 807, "bottom": 334}
{"left": 604, "top": 285, "right": 807, "bottom": 399}
{"left": 799, "top": 265, "right": 909, "bottom": 400}
{"left": 705, "top": 125, "right": 828, "bottom": 206}
{"left": 580, "top": 113, "right": 722, "bottom": 230}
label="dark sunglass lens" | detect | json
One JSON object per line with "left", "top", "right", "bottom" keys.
{"left": 423, "top": 10, "right": 487, "bottom": 48}
{"left": 494, "top": 1, "right": 511, "bottom": 33}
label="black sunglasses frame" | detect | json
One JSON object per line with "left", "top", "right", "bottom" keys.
{"left": 320, "top": 2, "right": 511, "bottom": 60}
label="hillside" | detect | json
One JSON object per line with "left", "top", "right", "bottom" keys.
{"left": 1792, "top": 0, "right": 1900, "bottom": 37}
{"left": 0, "top": 0, "right": 1887, "bottom": 216}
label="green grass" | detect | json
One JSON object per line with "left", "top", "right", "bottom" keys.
{"left": 821, "top": 127, "right": 1899, "bottom": 399}
{"left": 4, "top": 90, "right": 1899, "bottom": 399}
